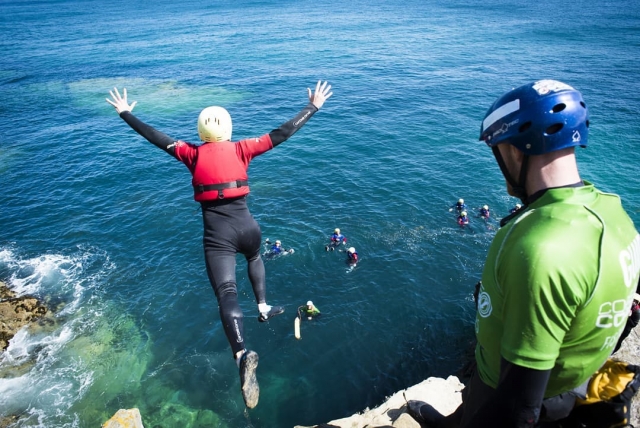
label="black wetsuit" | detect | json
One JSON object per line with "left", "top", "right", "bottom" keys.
{"left": 119, "top": 102, "right": 318, "bottom": 356}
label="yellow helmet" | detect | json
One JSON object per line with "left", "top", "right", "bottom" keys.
{"left": 334, "top": 228, "right": 340, "bottom": 234}
{"left": 458, "top": 199, "right": 464, "bottom": 204}
{"left": 483, "top": 205, "right": 489, "bottom": 210}
{"left": 461, "top": 211, "right": 467, "bottom": 216}
{"left": 197, "top": 106, "right": 232, "bottom": 142}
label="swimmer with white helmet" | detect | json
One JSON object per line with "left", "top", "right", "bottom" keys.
{"left": 510, "top": 203, "right": 523, "bottom": 214}
{"left": 325, "top": 227, "right": 347, "bottom": 251}
{"left": 346, "top": 247, "right": 358, "bottom": 264}
{"left": 107, "top": 80, "right": 332, "bottom": 409}
{"left": 458, "top": 211, "right": 470, "bottom": 226}
{"left": 264, "top": 238, "right": 294, "bottom": 257}
{"left": 299, "top": 300, "right": 321, "bottom": 320}
{"left": 454, "top": 198, "right": 467, "bottom": 211}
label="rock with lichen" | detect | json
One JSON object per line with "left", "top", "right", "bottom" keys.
{"left": 102, "top": 409, "right": 144, "bottom": 428}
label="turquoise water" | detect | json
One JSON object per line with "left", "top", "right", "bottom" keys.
{"left": 1, "top": 0, "right": 639, "bottom": 426}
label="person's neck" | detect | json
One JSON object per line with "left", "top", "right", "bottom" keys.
{"left": 525, "top": 149, "right": 581, "bottom": 196}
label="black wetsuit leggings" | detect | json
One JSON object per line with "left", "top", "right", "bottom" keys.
{"left": 201, "top": 197, "right": 266, "bottom": 357}
{"left": 438, "top": 369, "right": 495, "bottom": 428}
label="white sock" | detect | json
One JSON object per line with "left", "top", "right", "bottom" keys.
{"left": 235, "top": 350, "right": 245, "bottom": 367}
{"left": 258, "top": 303, "right": 271, "bottom": 313}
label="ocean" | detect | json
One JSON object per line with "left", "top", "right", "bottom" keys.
{"left": 1, "top": 0, "right": 639, "bottom": 426}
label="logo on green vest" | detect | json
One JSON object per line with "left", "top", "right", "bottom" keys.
{"left": 478, "top": 292, "right": 492, "bottom": 318}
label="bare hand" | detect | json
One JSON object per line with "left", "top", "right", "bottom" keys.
{"left": 307, "top": 80, "right": 333, "bottom": 110}
{"left": 106, "top": 87, "right": 137, "bottom": 114}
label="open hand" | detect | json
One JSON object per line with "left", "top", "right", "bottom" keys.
{"left": 106, "top": 87, "right": 137, "bottom": 114}
{"left": 308, "top": 80, "right": 333, "bottom": 110}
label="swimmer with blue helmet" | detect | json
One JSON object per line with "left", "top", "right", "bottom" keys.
{"left": 408, "top": 80, "right": 640, "bottom": 427}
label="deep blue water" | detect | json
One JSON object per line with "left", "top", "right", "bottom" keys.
{"left": 1, "top": 0, "right": 639, "bottom": 426}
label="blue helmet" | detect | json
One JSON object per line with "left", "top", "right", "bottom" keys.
{"left": 479, "top": 80, "right": 589, "bottom": 155}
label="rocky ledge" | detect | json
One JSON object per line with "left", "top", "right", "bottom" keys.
{"left": 295, "top": 330, "right": 640, "bottom": 428}
{"left": 0, "top": 281, "right": 49, "bottom": 428}
{"left": 295, "top": 376, "right": 464, "bottom": 428}
{"left": 0, "top": 281, "right": 47, "bottom": 351}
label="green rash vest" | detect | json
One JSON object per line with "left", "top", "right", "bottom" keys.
{"left": 302, "top": 307, "right": 320, "bottom": 317}
{"left": 475, "top": 181, "right": 640, "bottom": 398}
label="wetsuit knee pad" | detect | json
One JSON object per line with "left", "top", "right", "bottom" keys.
{"left": 217, "top": 287, "right": 243, "bottom": 319}
{"left": 215, "top": 281, "right": 238, "bottom": 300}
{"left": 215, "top": 283, "right": 245, "bottom": 355}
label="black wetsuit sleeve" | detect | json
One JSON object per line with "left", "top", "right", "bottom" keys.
{"left": 269, "top": 103, "right": 318, "bottom": 147}
{"left": 119, "top": 111, "right": 177, "bottom": 155}
{"left": 462, "top": 358, "right": 550, "bottom": 428}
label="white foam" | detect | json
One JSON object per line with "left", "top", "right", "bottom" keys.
{"left": 1, "top": 328, "right": 32, "bottom": 364}
{"left": 8, "top": 253, "right": 77, "bottom": 296}
{"left": 0, "top": 244, "right": 115, "bottom": 426}
{"left": 0, "top": 248, "right": 14, "bottom": 262}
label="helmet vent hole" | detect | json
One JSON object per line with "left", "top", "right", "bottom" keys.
{"left": 552, "top": 103, "right": 566, "bottom": 113}
{"left": 545, "top": 123, "right": 564, "bottom": 135}
{"left": 586, "top": 120, "right": 590, "bottom": 128}
{"left": 518, "top": 122, "right": 532, "bottom": 133}
{"left": 580, "top": 101, "right": 586, "bottom": 108}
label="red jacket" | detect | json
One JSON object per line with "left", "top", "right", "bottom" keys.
{"left": 172, "top": 135, "right": 273, "bottom": 201}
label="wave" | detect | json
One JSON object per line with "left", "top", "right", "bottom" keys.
{"left": 0, "top": 245, "right": 151, "bottom": 427}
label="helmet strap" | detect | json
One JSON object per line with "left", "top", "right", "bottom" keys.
{"left": 491, "top": 146, "right": 529, "bottom": 204}
{"left": 518, "top": 154, "right": 530, "bottom": 203}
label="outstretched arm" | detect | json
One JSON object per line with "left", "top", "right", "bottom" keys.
{"left": 269, "top": 80, "right": 333, "bottom": 147}
{"left": 106, "top": 87, "right": 177, "bottom": 154}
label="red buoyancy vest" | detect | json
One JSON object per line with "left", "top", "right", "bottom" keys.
{"left": 181, "top": 135, "right": 272, "bottom": 202}
{"left": 192, "top": 142, "right": 249, "bottom": 201}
